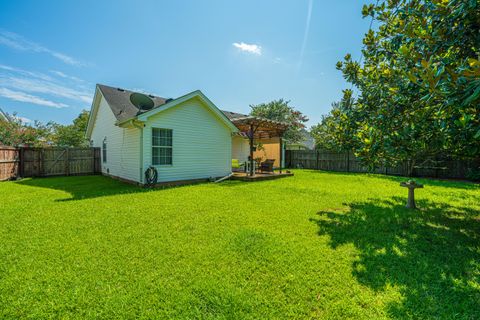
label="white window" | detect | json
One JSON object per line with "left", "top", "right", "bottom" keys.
{"left": 152, "top": 128, "right": 172, "bottom": 165}
{"left": 102, "top": 137, "right": 107, "bottom": 163}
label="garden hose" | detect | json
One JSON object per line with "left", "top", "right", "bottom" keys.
{"left": 144, "top": 166, "right": 158, "bottom": 187}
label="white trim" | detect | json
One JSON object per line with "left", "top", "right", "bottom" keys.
{"left": 85, "top": 86, "right": 102, "bottom": 139}
{"left": 151, "top": 127, "right": 173, "bottom": 166}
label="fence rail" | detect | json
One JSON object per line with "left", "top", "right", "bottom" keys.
{"left": 0, "top": 147, "right": 100, "bottom": 180}
{"left": 286, "top": 149, "right": 480, "bottom": 180}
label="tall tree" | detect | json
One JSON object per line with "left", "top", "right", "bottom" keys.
{"left": 331, "top": 0, "right": 480, "bottom": 173}
{"left": 249, "top": 99, "right": 309, "bottom": 143}
{"left": 52, "top": 110, "right": 89, "bottom": 147}
{"left": 311, "top": 90, "right": 358, "bottom": 151}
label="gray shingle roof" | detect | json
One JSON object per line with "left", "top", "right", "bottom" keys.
{"left": 97, "top": 84, "right": 168, "bottom": 122}
{"left": 221, "top": 110, "right": 248, "bottom": 120}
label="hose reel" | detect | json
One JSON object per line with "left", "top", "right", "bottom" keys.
{"left": 144, "top": 166, "right": 158, "bottom": 187}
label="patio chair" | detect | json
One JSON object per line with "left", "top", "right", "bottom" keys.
{"left": 232, "top": 159, "right": 245, "bottom": 172}
{"left": 259, "top": 159, "right": 275, "bottom": 173}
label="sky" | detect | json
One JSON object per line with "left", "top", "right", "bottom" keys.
{"left": 0, "top": 0, "right": 373, "bottom": 127}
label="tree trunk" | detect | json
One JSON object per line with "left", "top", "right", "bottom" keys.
{"left": 407, "top": 159, "right": 416, "bottom": 177}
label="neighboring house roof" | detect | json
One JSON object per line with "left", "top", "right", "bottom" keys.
{"left": 222, "top": 110, "right": 248, "bottom": 120}
{"left": 285, "top": 130, "right": 315, "bottom": 149}
{"left": 222, "top": 110, "right": 289, "bottom": 128}
{"left": 0, "top": 108, "right": 11, "bottom": 122}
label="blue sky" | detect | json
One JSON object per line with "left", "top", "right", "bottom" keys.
{"left": 0, "top": 0, "right": 372, "bottom": 127}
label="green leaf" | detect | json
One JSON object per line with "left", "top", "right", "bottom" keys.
{"left": 463, "top": 84, "right": 480, "bottom": 106}
{"left": 474, "top": 129, "right": 480, "bottom": 139}
{"left": 435, "top": 65, "right": 445, "bottom": 77}
{"left": 399, "top": 45, "right": 409, "bottom": 56}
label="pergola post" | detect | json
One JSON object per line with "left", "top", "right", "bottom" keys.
{"left": 279, "top": 135, "right": 283, "bottom": 174}
{"left": 249, "top": 124, "right": 255, "bottom": 177}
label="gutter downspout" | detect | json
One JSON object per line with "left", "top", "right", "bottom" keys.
{"left": 131, "top": 120, "right": 144, "bottom": 184}
{"left": 214, "top": 173, "right": 234, "bottom": 183}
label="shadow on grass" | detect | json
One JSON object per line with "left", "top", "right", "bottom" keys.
{"left": 16, "top": 175, "right": 149, "bottom": 201}
{"left": 311, "top": 197, "right": 480, "bottom": 318}
{"left": 302, "top": 169, "right": 480, "bottom": 190}
{"left": 15, "top": 175, "right": 249, "bottom": 201}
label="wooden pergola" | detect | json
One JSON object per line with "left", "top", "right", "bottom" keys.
{"left": 231, "top": 116, "right": 289, "bottom": 177}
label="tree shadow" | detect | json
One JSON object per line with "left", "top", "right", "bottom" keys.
{"left": 303, "top": 169, "right": 480, "bottom": 190}
{"left": 14, "top": 175, "right": 252, "bottom": 201}
{"left": 311, "top": 197, "right": 480, "bottom": 318}
{"left": 15, "top": 175, "right": 151, "bottom": 201}
{"left": 372, "top": 174, "right": 480, "bottom": 190}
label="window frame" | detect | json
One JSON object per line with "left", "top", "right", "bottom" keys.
{"left": 102, "top": 137, "right": 107, "bottom": 163}
{"left": 151, "top": 128, "right": 173, "bottom": 166}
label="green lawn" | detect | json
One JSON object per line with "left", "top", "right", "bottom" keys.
{"left": 1, "top": 170, "right": 479, "bottom": 319}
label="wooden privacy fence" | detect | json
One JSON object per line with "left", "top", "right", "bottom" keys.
{"left": 0, "top": 147, "right": 20, "bottom": 181}
{"left": 286, "top": 149, "right": 480, "bottom": 180}
{"left": 0, "top": 147, "right": 101, "bottom": 180}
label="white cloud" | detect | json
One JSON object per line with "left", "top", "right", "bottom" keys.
{"left": 0, "top": 30, "right": 84, "bottom": 66}
{"left": 50, "top": 70, "right": 84, "bottom": 82}
{"left": 233, "top": 42, "right": 262, "bottom": 55}
{"left": 0, "top": 77, "right": 92, "bottom": 104}
{"left": 0, "top": 64, "right": 92, "bottom": 106}
{"left": 0, "top": 88, "right": 68, "bottom": 108}
{"left": 0, "top": 64, "right": 53, "bottom": 81}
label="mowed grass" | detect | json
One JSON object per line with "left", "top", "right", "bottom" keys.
{"left": 0, "top": 170, "right": 479, "bottom": 319}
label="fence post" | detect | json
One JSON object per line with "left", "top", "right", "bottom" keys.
{"left": 65, "top": 148, "right": 70, "bottom": 176}
{"left": 316, "top": 150, "right": 319, "bottom": 170}
{"left": 19, "top": 147, "right": 24, "bottom": 177}
{"left": 39, "top": 148, "right": 44, "bottom": 177}
{"left": 346, "top": 151, "right": 350, "bottom": 172}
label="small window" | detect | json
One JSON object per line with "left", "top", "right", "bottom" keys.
{"left": 102, "top": 137, "right": 107, "bottom": 163}
{"left": 152, "top": 128, "right": 172, "bottom": 165}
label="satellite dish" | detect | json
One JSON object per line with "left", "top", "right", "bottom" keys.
{"left": 130, "top": 92, "right": 154, "bottom": 111}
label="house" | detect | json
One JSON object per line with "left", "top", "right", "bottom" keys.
{"left": 85, "top": 84, "right": 287, "bottom": 185}
{"left": 0, "top": 108, "right": 11, "bottom": 122}
{"left": 285, "top": 129, "right": 315, "bottom": 151}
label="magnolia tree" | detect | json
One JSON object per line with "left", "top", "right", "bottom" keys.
{"left": 311, "top": 90, "right": 358, "bottom": 151}
{"left": 316, "top": 0, "right": 480, "bottom": 174}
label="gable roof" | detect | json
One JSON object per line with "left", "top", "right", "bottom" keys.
{"left": 86, "top": 84, "right": 239, "bottom": 138}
